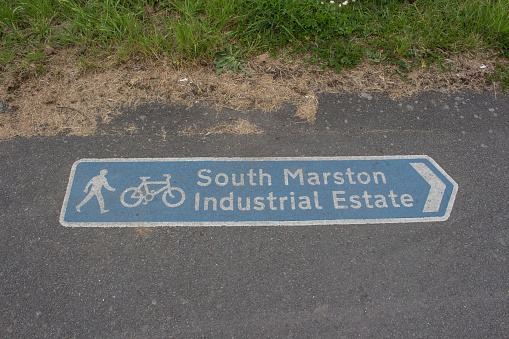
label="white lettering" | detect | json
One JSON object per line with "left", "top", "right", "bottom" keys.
{"left": 232, "top": 173, "right": 244, "bottom": 186}
{"left": 284, "top": 168, "right": 304, "bottom": 185}
{"left": 333, "top": 172, "right": 345, "bottom": 184}
{"left": 389, "top": 190, "right": 400, "bottom": 207}
{"left": 254, "top": 197, "right": 265, "bottom": 210}
{"left": 247, "top": 169, "right": 257, "bottom": 186}
{"left": 332, "top": 191, "right": 347, "bottom": 209}
{"left": 374, "top": 195, "right": 388, "bottom": 208}
{"left": 238, "top": 197, "right": 250, "bottom": 211}
{"left": 346, "top": 168, "right": 356, "bottom": 184}
{"left": 400, "top": 194, "right": 414, "bottom": 207}
{"left": 215, "top": 173, "right": 229, "bottom": 186}
{"left": 323, "top": 172, "right": 331, "bottom": 185}
{"left": 220, "top": 192, "right": 234, "bottom": 210}
{"left": 373, "top": 172, "right": 386, "bottom": 184}
{"left": 362, "top": 191, "right": 374, "bottom": 208}
{"left": 357, "top": 172, "right": 371, "bottom": 184}
{"left": 298, "top": 196, "right": 312, "bottom": 210}
{"left": 259, "top": 169, "right": 272, "bottom": 186}
{"left": 308, "top": 172, "right": 320, "bottom": 185}
{"left": 283, "top": 169, "right": 386, "bottom": 186}
{"left": 279, "top": 196, "right": 288, "bottom": 210}
{"left": 204, "top": 196, "right": 217, "bottom": 211}
{"left": 197, "top": 169, "right": 212, "bottom": 186}
{"left": 350, "top": 195, "right": 362, "bottom": 209}
{"left": 314, "top": 191, "right": 323, "bottom": 209}
{"left": 267, "top": 192, "right": 277, "bottom": 210}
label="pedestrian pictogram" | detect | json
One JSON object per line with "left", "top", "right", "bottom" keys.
{"left": 75, "top": 169, "right": 116, "bottom": 214}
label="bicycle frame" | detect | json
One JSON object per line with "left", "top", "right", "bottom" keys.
{"left": 139, "top": 179, "right": 169, "bottom": 194}
{"left": 137, "top": 175, "right": 172, "bottom": 202}
{"left": 120, "top": 174, "right": 185, "bottom": 208}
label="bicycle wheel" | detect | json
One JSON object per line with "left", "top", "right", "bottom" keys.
{"left": 120, "top": 187, "right": 143, "bottom": 207}
{"left": 162, "top": 187, "right": 185, "bottom": 207}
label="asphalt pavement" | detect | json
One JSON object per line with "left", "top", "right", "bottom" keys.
{"left": 1, "top": 91, "right": 508, "bottom": 338}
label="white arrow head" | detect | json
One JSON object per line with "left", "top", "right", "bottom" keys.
{"left": 411, "top": 162, "right": 446, "bottom": 213}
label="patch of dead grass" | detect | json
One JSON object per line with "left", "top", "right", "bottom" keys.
{"left": 179, "top": 118, "right": 263, "bottom": 136}
{"left": 295, "top": 92, "right": 318, "bottom": 123}
{"left": 0, "top": 50, "right": 503, "bottom": 140}
{"left": 134, "top": 227, "right": 152, "bottom": 239}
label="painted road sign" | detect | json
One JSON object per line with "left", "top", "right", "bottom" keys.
{"left": 60, "top": 156, "right": 458, "bottom": 227}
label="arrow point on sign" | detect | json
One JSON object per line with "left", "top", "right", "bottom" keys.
{"left": 411, "top": 163, "right": 446, "bottom": 213}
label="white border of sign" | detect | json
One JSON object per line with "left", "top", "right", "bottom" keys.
{"left": 60, "top": 155, "right": 458, "bottom": 227}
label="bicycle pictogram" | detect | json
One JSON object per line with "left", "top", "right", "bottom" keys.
{"left": 120, "top": 174, "right": 185, "bottom": 208}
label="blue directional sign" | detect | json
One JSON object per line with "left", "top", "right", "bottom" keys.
{"left": 60, "top": 156, "right": 458, "bottom": 227}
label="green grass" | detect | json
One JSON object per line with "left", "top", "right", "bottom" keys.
{"left": 0, "top": 0, "right": 508, "bottom": 87}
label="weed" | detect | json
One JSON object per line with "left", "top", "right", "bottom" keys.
{"left": 490, "top": 63, "right": 509, "bottom": 91}
{"left": 324, "top": 41, "right": 364, "bottom": 72}
{"left": 214, "top": 45, "right": 252, "bottom": 76}
{"left": 367, "top": 50, "right": 387, "bottom": 64}
{"left": 391, "top": 60, "right": 412, "bottom": 81}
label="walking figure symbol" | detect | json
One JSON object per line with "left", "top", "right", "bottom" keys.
{"left": 76, "top": 169, "right": 116, "bottom": 213}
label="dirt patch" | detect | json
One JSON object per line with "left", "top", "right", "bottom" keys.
{"left": 0, "top": 50, "right": 502, "bottom": 140}
{"left": 134, "top": 227, "right": 153, "bottom": 239}
{"left": 295, "top": 92, "right": 318, "bottom": 124}
{"left": 180, "top": 118, "right": 263, "bottom": 136}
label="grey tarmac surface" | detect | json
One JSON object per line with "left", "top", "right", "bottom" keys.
{"left": 1, "top": 91, "right": 508, "bottom": 338}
